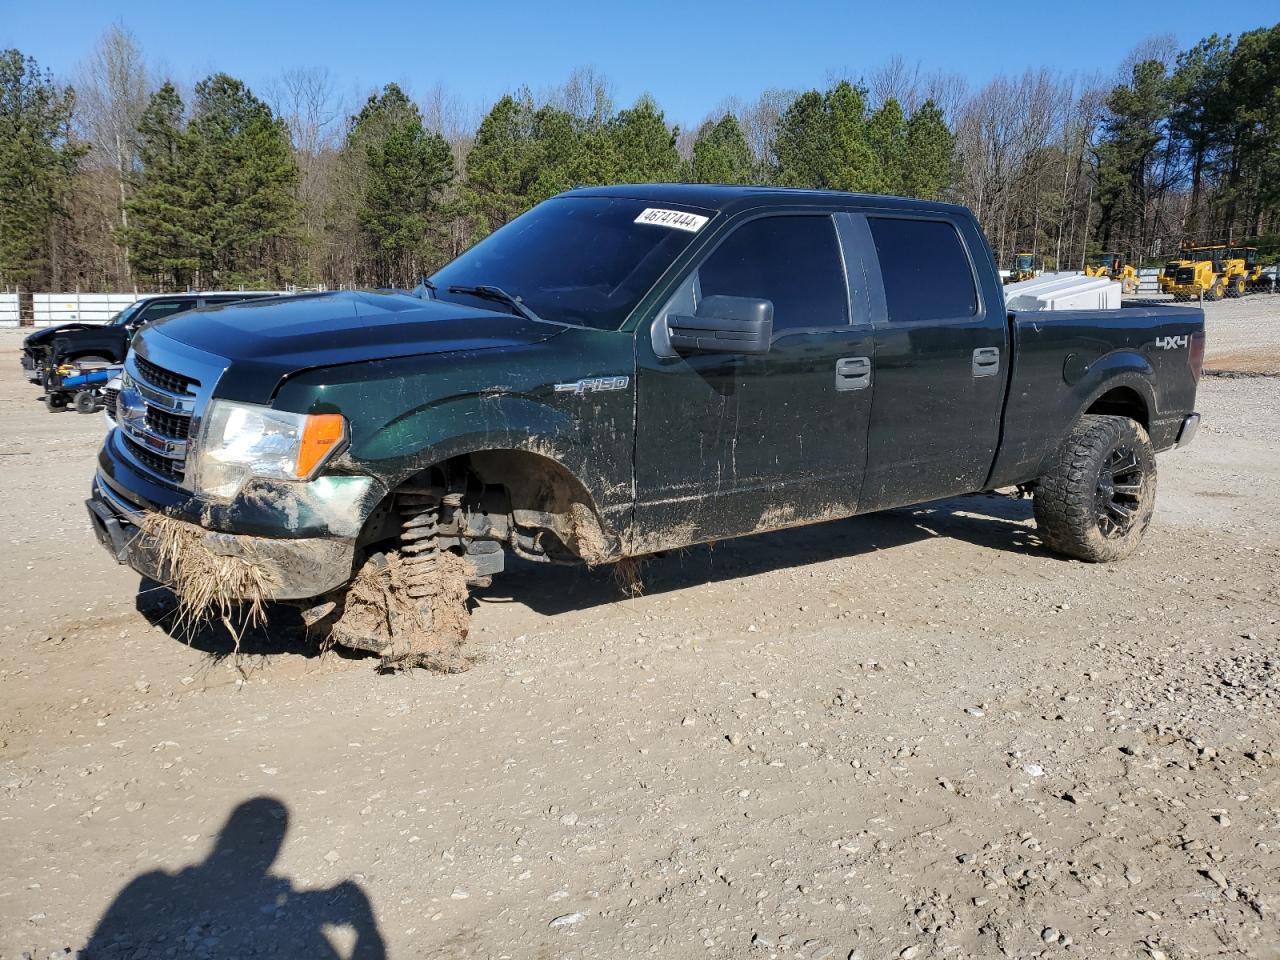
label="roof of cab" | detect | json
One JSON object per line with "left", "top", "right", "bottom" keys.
{"left": 561, "top": 182, "right": 973, "bottom": 218}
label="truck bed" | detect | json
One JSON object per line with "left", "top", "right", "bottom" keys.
{"left": 988, "top": 304, "right": 1205, "bottom": 489}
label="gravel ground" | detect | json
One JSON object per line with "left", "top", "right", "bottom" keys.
{"left": 1, "top": 327, "right": 1279, "bottom": 960}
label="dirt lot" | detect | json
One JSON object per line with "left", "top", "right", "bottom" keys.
{"left": 1, "top": 303, "right": 1279, "bottom": 959}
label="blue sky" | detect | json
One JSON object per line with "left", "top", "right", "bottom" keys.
{"left": 3, "top": 0, "right": 1275, "bottom": 127}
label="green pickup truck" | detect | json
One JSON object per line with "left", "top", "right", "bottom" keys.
{"left": 87, "top": 185, "right": 1204, "bottom": 666}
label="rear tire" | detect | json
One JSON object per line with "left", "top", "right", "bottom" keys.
{"left": 73, "top": 390, "right": 99, "bottom": 414}
{"left": 1033, "top": 415, "right": 1157, "bottom": 563}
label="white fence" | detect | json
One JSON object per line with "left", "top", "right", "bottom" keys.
{"left": 0, "top": 293, "right": 18, "bottom": 327}
{"left": 32, "top": 292, "right": 143, "bottom": 327}
{"left": 1137, "top": 267, "right": 1162, "bottom": 294}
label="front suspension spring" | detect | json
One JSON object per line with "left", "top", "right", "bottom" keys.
{"left": 398, "top": 491, "right": 462, "bottom": 599}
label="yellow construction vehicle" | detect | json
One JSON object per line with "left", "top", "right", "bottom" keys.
{"left": 1085, "top": 252, "right": 1141, "bottom": 294}
{"left": 1180, "top": 243, "right": 1253, "bottom": 297}
{"left": 1004, "top": 252, "right": 1036, "bottom": 284}
{"left": 1162, "top": 245, "right": 1225, "bottom": 301}
{"left": 1227, "top": 246, "right": 1266, "bottom": 294}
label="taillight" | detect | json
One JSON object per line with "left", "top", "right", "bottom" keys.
{"left": 1189, "top": 331, "right": 1205, "bottom": 383}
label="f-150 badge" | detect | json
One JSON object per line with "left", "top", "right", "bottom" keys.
{"left": 554, "top": 376, "right": 630, "bottom": 395}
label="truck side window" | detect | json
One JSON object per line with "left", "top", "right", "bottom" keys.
{"left": 698, "top": 215, "right": 849, "bottom": 331}
{"left": 867, "top": 218, "right": 978, "bottom": 322}
{"left": 135, "top": 299, "right": 197, "bottom": 325}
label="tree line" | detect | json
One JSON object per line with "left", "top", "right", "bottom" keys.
{"left": 1, "top": 23, "right": 1278, "bottom": 293}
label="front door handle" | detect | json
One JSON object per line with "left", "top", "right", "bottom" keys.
{"left": 835, "top": 356, "right": 871, "bottom": 391}
{"left": 972, "top": 347, "right": 1000, "bottom": 378}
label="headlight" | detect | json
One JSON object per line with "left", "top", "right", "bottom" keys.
{"left": 194, "top": 400, "right": 346, "bottom": 499}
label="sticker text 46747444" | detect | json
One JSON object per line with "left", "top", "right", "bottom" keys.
{"left": 634, "top": 208, "right": 709, "bottom": 232}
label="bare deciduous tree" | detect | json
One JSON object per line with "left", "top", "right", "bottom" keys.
{"left": 553, "top": 65, "right": 614, "bottom": 129}
{"left": 266, "top": 67, "right": 344, "bottom": 284}
{"left": 75, "top": 23, "right": 149, "bottom": 285}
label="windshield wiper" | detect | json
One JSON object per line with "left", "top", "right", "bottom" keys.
{"left": 410, "top": 276, "right": 437, "bottom": 300}
{"left": 447, "top": 284, "right": 544, "bottom": 323}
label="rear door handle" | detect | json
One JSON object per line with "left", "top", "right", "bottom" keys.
{"left": 835, "top": 356, "right": 871, "bottom": 391}
{"left": 972, "top": 347, "right": 1000, "bottom": 378}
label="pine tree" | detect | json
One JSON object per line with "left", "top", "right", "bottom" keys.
{"left": 690, "top": 114, "right": 753, "bottom": 184}
{"left": 604, "top": 96, "right": 682, "bottom": 183}
{"left": 465, "top": 93, "right": 538, "bottom": 235}
{"left": 826, "top": 81, "right": 879, "bottom": 192}
{"left": 1169, "top": 35, "right": 1233, "bottom": 234}
{"left": 344, "top": 83, "right": 454, "bottom": 284}
{"left": 902, "top": 99, "right": 955, "bottom": 199}
{"left": 773, "top": 90, "right": 831, "bottom": 188}
{"left": 1222, "top": 25, "right": 1280, "bottom": 236}
{"left": 1094, "top": 60, "right": 1169, "bottom": 252}
{"left": 120, "top": 82, "right": 198, "bottom": 287}
{"left": 186, "top": 74, "right": 299, "bottom": 285}
{"left": 0, "top": 49, "right": 85, "bottom": 288}
{"left": 867, "top": 98, "right": 908, "bottom": 194}
{"left": 527, "top": 104, "right": 588, "bottom": 201}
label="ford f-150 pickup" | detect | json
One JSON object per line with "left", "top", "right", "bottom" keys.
{"left": 86, "top": 185, "right": 1204, "bottom": 667}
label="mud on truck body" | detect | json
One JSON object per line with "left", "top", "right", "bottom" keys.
{"left": 86, "top": 185, "right": 1205, "bottom": 668}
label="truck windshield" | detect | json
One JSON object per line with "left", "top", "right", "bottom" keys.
{"left": 109, "top": 301, "right": 145, "bottom": 326}
{"left": 431, "top": 197, "right": 712, "bottom": 330}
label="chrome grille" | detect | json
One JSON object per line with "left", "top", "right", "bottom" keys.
{"left": 122, "top": 434, "right": 184, "bottom": 481}
{"left": 145, "top": 406, "right": 193, "bottom": 440}
{"left": 134, "top": 355, "right": 199, "bottom": 396}
{"left": 115, "top": 335, "right": 229, "bottom": 491}
{"left": 103, "top": 387, "right": 120, "bottom": 423}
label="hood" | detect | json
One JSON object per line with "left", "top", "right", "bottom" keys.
{"left": 24, "top": 322, "right": 101, "bottom": 347}
{"left": 146, "top": 290, "right": 570, "bottom": 404}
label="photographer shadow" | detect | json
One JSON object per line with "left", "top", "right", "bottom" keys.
{"left": 81, "top": 796, "right": 385, "bottom": 959}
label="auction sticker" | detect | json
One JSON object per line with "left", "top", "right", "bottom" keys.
{"left": 634, "top": 208, "right": 709, "bottom": 232}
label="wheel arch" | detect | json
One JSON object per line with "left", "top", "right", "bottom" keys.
{"left": 1084, "top": 383, "right": 1150, "bottom": 431}
{"left": 359, "top": 437, "right": 623, "bottom": 565}
{"left": 1073, "top": 357, "right": 1158, "bottom": 434}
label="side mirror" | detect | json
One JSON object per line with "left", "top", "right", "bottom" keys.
{"left": 667, "top": 295, "right": 773, "bottom": 355}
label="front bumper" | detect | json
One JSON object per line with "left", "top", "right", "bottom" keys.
{"left": 20, "top": 353, "right": 41, "bottom": 383}
{"left": 86, "top": 473, "right": 358, "bottom": 601}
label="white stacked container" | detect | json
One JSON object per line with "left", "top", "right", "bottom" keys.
{"left": 1004, "top": 272, "right": 1122, "bottom": 311}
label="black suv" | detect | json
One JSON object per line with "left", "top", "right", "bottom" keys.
{"left": 22, "top": 291, "right": 282, "bottom": 409}
{"left": 21, "top": 292, "right": 283, "bottom": 381}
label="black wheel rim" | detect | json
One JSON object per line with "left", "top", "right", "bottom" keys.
{"left": 1094, "top": 445, "right": 1144, "bottom": 538}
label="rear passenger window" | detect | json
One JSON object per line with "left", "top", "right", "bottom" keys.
{"left": 698, "top": 215, "right": 849, "bottom": 331}
{"left": 868, "top": 218, "right": 978, "bottom": 322}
